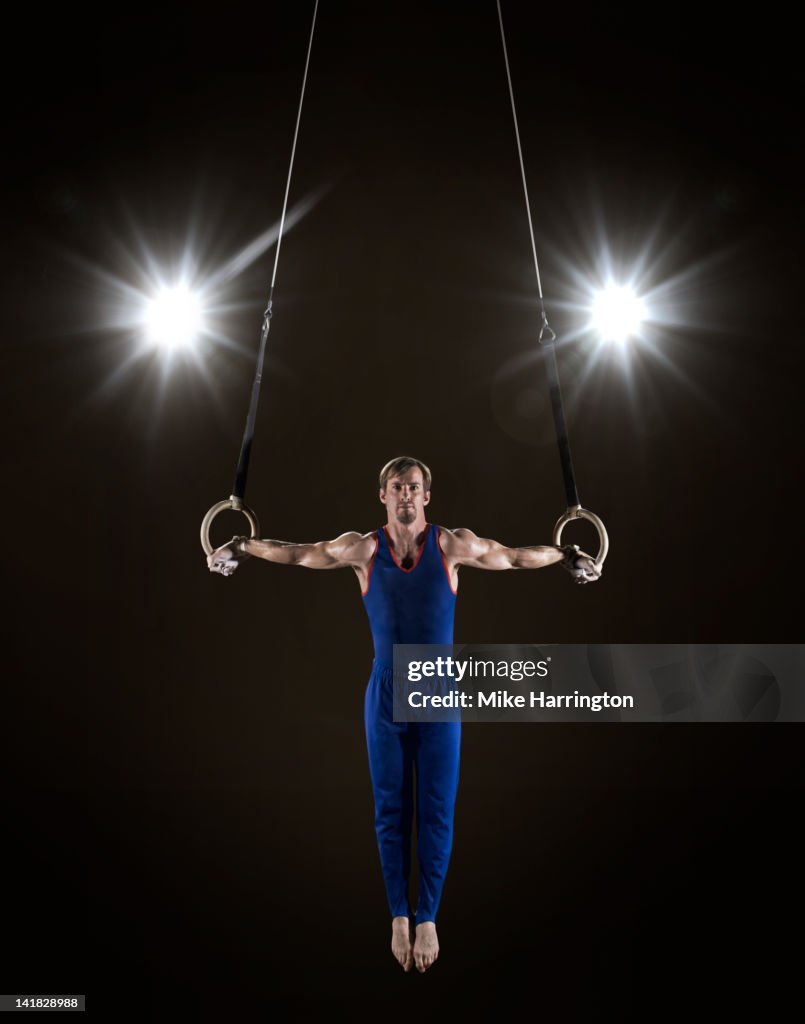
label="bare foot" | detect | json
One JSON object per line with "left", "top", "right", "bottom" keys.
{"left": 391, "top": 916, "right": 413, "bottom": 972}
{"left": 413, "top": 921, "right": 439, "bottom": 973}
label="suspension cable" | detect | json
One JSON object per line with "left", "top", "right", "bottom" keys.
{"left": 496, "top": 0, "right": 546, "bottom": 308}
{"left": 496, "top": 0, "right": 580, "bottom": 510}
{"left": 232, "top": 0, "right": 319, "bottom": 501}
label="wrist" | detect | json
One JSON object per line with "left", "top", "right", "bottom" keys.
{"left": 231, "top": 536, "right": 250, "bottom": 556}
{"left": 559, "top": 543, "right": 579, "bottom": 566}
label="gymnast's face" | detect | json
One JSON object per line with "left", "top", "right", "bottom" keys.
{"left": 380, "top": 468, "right": 431, "bottom": 525}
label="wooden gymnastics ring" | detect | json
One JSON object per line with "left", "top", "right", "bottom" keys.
{"left": 200, "top": 496, "right": 260, "bottom": 556}
{"left": 552, "top": 505, "right": 609, "bottom": 570}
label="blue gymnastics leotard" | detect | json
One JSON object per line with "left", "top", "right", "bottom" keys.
{"left": 362, "top": 523, "right": 461, "bottom": 924}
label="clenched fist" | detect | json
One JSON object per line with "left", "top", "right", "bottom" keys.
{"left": 560, "top": 544, "right": 602, "bottom": 585}
{"left": 207, "top": 536, "right": 249, "bottom": 577}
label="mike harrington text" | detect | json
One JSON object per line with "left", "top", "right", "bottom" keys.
{"left": 407, "top": 690, "right": 635, "bottom": 711}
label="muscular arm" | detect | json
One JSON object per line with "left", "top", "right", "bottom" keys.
{"left": 241, "top": 531, "right": 376, "bottom": 569}
{"left": 207, "top": 529, "right": 376, "bottom": 580}
{"left": 441, "top": 527, "right": 564, "bottom": 571}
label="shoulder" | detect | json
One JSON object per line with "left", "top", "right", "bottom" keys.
{"left": 329, "top": 530, "right": 378, "bottom": 562}
{"left": 436, "top": 526, "right": 481, "bottom": 556}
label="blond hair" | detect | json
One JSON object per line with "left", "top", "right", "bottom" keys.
{"left": 378, "top": 456, "right": 432, "bottom": 492}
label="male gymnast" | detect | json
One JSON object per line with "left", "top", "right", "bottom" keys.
{"left": 207, "top": 456, "right": 600, "bottom": 973}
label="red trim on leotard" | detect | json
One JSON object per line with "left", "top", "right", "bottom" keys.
{"left": 383, "top": 523, "right": 430, "bottom": 573}
{"left": 436, "top": 525, "right": 458, "bottom": 595}
{"left": 361, "top": 532, "right": 380, "bottom": 596}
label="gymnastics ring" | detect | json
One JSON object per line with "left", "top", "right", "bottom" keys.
{"left": 200, "top": 496, "right": 260, "bottom": 556}
{"left": 552, "top": 505, "right": 609, "bottom": 569}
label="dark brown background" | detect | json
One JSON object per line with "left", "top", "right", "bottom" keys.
{"left": 2, "top": 1, "right": 802, "bottom": 1018}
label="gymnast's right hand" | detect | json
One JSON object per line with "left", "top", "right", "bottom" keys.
{"left": 207, "top": 536, "right": 249, "bottom": 576}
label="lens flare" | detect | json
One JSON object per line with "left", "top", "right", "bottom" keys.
{"left": 590, "top": 283, "right": 647, "bottom": 344}
{"left": 144, "top": 284, "right": 204, "bottom": 348}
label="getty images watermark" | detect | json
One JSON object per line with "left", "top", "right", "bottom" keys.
{"left": 405, "top": 652, "right": 631, "bottom": 713}
{"left": 391, "top": 644, "right": 805, "bottom": 723}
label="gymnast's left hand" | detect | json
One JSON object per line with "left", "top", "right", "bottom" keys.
{"left": 561, "top": 547, "right": 602, "bottom": 584}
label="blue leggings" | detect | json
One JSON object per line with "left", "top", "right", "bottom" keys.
{"left": 364, "top": 660, "right": 461, "bottom": 924}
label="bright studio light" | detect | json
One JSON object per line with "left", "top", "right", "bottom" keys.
{"left": 144, "top": 285, "right": 203, "bottom": 348}
{"left": 590, "top": 283, "right": 647, "bottom": 344}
